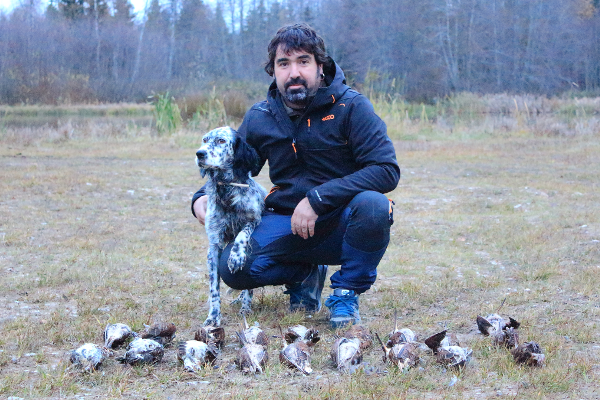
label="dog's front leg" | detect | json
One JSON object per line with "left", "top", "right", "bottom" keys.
{"left": 204, "top": 243, "right": 222, "bottom": 327}
{"left": 227, "top": 223, "right": 255, "bottom": 274}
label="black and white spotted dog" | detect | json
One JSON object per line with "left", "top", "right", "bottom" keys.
{"left": 195, "top": 126, "right": 266, "bottom": 327}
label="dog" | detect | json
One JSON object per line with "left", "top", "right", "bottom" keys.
{"left": 195, "top": 126, "right": 266, "bottom": 327}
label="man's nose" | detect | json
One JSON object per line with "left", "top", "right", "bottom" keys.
{"left": 289, "top": 62, "right": 300, "bottom": 77}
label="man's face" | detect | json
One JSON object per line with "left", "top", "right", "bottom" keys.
{"left": 274, "top": 45, "right": 322, "bottom": 110}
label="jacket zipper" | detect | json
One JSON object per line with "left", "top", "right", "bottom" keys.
{"left": 292, "top": 138, "right": 297, "bottom": 160}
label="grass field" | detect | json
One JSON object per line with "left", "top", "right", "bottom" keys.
{"left": 0, "top": 95, "right": 599, "bottom": 399}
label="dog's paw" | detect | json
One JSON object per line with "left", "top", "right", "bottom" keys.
{"left": 239, "top": 303, "right": 252, "bottom": 316}
{"left": 203, "top": 314, "right": 221, "bottom": 327}
{"left": 227, "top": 242, "right": 247, "bottom": 274}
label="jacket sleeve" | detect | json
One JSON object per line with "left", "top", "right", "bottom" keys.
{"left": 191, "top": 186, "right": 206, "bottom": 218}
{"left": 305, "top": 95, "right": 400, "bottom": 215}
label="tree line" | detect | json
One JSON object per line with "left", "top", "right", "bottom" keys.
{"left": 1, "top": 0, "right": 599, "bottom": 105}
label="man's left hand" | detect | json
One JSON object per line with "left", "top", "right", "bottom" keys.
{"left": 291, "top": 197, "right": 318, "bottom": 239}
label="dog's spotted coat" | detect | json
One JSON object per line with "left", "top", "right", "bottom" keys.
{"left": 195, "top": 127, "right": 266, "bottom": 327}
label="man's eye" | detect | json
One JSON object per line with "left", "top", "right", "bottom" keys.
{"left": 279, "top": 62, "right": 288, "bottom": 67}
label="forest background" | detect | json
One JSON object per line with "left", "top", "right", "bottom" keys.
{"left": 2, "top": 0, "right": 600, "bottom": 106}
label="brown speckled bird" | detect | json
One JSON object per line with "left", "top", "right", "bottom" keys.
{"left": 511, "top": 341, "right": 545, "bottom": 367}
{"left": 177, "top": 340, "right": 218, "bottom": 372}
{"left": 387, "top": 310, "right": 417, "bottom": 347}
{"left": 477, "top": 314, "right": 520, "bottom": 335}
{"left": 141, "top": 320, "right": 177, "bottom": 347}
{"left": 240, "top": 315, "right": 268, "bottom": 347}
{"left": 117, "top": 338, "right": 164, "bottom": 365}
{"left": 344, "top": 325, "right": 373, "bottom": 351}
{"left": 279, "top": 326, "right": 313, "bottom": 375}
{"left": 104, "top": 323, "right": 137, "bottom": 349}
{"left": 330, "top": 337, "right": 362, "bottom": 372}
{"left": 284, "top": 324, "right": 320, "bottom": 347}
{"left": 425, "top": 330, "right": 472, "bottom": 369}
{"left": 235, "top": 331, "right": 268, "bottom": 374}
{"left": 375, "top": 332, "right": 419, "bottom": 370}
{"left": 70, "top": 343, "right": 110, "bottom": 372}
{"left": 194, "top": 325, "right": 225, "bottom": 349}
{"left": 494, "top": 327, "right": 520, "bottom": 349}
{"left": 477, "top": 314, "right": 520, "bottom": 349}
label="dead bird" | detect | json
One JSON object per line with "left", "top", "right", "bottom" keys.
{"left": 344, "top": 325, "right": 373, "bottom": 351}
{"left": 279, "top": 326, "right": 313, "bottom": 375}
{"left": 235, "top": 331, "right": 268, "bottom": 374}
{"left": 375, "top": 332, "right": 419, "bottom": 370}
{"left": 177, "top": 340, "right": 218, "bottom": 372}
{"left": 239, "top": 315, "right": 268, "bottom": 347}
{"left": 387, "top": 310, "right": 417, "bottom": 347}
{"left": 70, "top": 343, "right": 110, "bottom": 372}
{"left": 477, "top": 298, "right": 520, "bottom": 337}
{"left": 117, "top": 337, "right": 164, "bottom": 365}
{"left": 284, "top": 324, "right": 320, "bottom": 347}
{"left": 104, "top": 323, "right": 137, "bottom": 349}
{"left": 511, "top": 341, "right": 545, "bottom": 367}
{"left": 477, "top": 314, "right": 520, "bottom": 335}
{"left": 493, "top": 327, "right": 520, "bottom": 349}
{"left": 425, "top": 330, "right": 473, "bottom": 369}
{"left": 194, "top": 325, "right": 225, "bottom": 349}
{"left": 141, "top": 320, "right": 177, "bottom": 346}
{"left": 477, "top": 314, "right": 521, "bottom": 349}
{"left": 330, "top": 337, "right": 362, "bottom": 372}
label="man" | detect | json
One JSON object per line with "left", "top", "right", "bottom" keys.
{"left": 192, "top": 23, "right": 400, "bottom": 328}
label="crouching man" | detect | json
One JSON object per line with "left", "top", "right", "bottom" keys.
{"left": 192, "top": 23, "right": 400, "bottom": 328}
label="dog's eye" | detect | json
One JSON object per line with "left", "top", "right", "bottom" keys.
{"left": 203, "top": 137, "right": 208, "bottom": 143}
{"left": 217, "top": 139, "right": 226, "bottom": 144}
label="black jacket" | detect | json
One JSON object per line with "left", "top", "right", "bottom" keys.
{"left": 192, "top": 60, "right": 400, "bottom": 216}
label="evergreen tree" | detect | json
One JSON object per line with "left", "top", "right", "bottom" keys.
{"left": 112, "top": 0, "right": 134, "bottom": 23}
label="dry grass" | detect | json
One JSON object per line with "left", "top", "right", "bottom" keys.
{"left": 0, "top": 97, "right": 599, "bottom": 399}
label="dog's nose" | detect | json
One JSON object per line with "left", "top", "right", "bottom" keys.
{"left": 196, "top": 150, "right": 206, "bottom": 160}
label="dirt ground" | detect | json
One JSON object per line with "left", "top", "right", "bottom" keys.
{"left": 0, "top": 128, "right": 599, "bottom": 399}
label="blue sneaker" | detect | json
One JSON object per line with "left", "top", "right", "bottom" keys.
{"left": 324, "top": 289, "right": 361, "bottom": 329}
{"left": 284, "top": 265, "right": 328, "bottom": 313}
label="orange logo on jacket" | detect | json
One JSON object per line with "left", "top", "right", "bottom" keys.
{"left": 322, "top": 114, "right": 335, "bottom": 121}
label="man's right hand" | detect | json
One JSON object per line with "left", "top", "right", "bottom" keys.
{"left": 193, "top": 195, "right": 208, "bottom": 225}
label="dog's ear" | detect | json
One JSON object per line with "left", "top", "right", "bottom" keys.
{"left": 232, "top": 136, "right": 260, "bottom": 179}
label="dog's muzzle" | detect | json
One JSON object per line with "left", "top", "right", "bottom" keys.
{"left": 196, "top": 150, "right": 207, "bottom": 166}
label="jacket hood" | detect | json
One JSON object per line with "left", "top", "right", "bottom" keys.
{"left": 267, "top": 58, "right": 351, "bottom": 112}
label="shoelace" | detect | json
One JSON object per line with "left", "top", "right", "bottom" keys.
{"left": 325, "top": 295, "right": 358, "bottom": 316}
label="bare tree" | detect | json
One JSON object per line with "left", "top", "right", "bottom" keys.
{"left": 130, "top": 0, "right": 149, "bottom": 87}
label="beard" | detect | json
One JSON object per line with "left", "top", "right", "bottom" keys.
{"left": 282, "top": 73, "right": 321, "bottom": 107}
{"left": 285, "top": 86, "right": 309, "bottom": 106}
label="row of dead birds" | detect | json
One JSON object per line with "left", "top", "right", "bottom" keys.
{"left": 70, "top": 312, "right": 544, "bottom": 374}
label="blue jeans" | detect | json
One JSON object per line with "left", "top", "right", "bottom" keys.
{"left": 218, "top": 191, "right": 393, "bottom": 294}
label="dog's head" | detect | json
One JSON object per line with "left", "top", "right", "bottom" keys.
{"left": 195, "top": 126, "right": 260, "bottom": 179}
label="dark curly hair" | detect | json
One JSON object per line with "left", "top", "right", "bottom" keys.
{"left": 264, "top": 23, "right": 331, "bottom": 77}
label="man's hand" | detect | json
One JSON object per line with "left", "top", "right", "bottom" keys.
{"left": 193, "top": 195, "right": 208, "bottom": 225}
{"left": 291, "top": 197, "right": 318, "bottom": 239}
